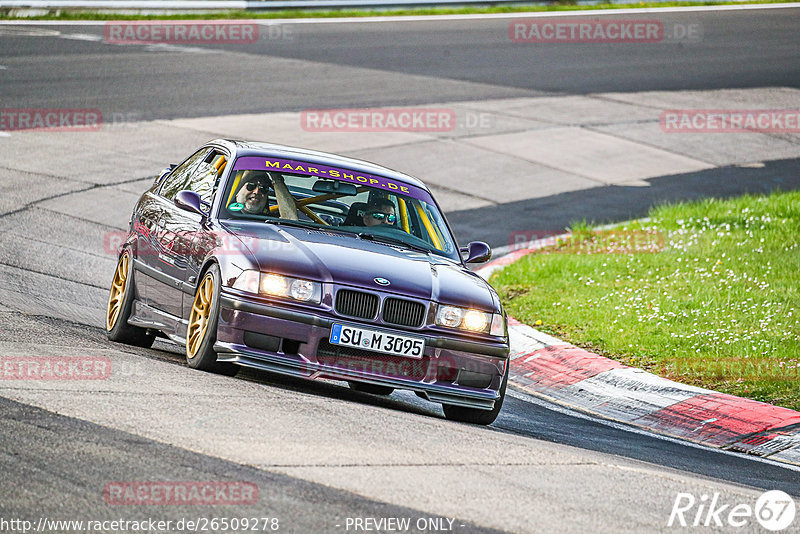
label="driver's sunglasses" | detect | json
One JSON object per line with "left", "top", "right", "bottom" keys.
{"left": 370, "top": 212, "right": 397, "bottom": 223}
{"left": 245, "top": 181, "right": 268, "bottom": 192}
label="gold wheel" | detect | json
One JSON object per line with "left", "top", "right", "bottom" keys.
{"left": 106, "top": 253, "right": 129, "bottom": 331}
{"left": 187, "top": 272, "right": 214, "bottom": 359}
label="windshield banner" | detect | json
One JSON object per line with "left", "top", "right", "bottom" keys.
{"left": 232, "top": 156, "right": 430, "bottom": 201}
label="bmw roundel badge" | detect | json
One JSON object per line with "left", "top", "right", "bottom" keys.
{"left": 374, "top": 277, "right": 390, "bottom": 286}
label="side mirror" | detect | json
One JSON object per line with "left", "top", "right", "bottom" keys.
{"left": 461, "top": 241, "right": 492, "bottom": 264}
{"left": 174, "top": 190, "right": 207, "bottom": 217}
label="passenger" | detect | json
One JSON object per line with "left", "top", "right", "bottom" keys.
{"left": 363, "top": 198, "right": 397, "bottom": 227}
{"left": 230, "top": 172, "right": 271, "bottom": 215}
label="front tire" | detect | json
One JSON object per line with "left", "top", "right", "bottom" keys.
{"left": 106, "top": 250, "right": 155, "bottom": 348}
{"left": 442, "top": 364, "right": 508, "bottom": 425}
{"left": 186, "top": 264, "right": 238, "bottom": 377}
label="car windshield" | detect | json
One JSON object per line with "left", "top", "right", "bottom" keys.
{"left": 220, "top": 156, "right": 459, "bottom": 261}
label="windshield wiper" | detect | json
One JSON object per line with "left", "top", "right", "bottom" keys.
{"left": 357, "top": 232, "right": 430, "bottom": 254}
{"left": 268, "top": 219, "right": 357, "bottom": 237}
{"left": 266, "top": 219, "right": 318, "bottom": 230}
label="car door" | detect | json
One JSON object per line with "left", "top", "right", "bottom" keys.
{"left": 144, "top": 147, "right": 213, "bottom": 319}
{"left": 134, "top": 150, "right": 208, "bottom": 311}
{"left": 179, "top": 150, "right": 231, "bottom": 325}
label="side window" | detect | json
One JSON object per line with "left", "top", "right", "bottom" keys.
{"left": 159, "top": 148, "right": 211, "bottom": 201}
{"left": 187, "top": 151, "right": 227, "bottom": 205}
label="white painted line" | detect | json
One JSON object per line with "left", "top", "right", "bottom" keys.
{"left": 509, "top": 322, "right": 569, "bottom": 348}
{"left": 0, "top": 132, "right": 11, "bottom": 137}
{"left": 51, "top": 31, "right": 220, "bottom": 53}
{"left": 550, "top": 367, "right": 708, "bottom": 423}
{"left": 507, "top": 387, "right": 800, "bottom": 473}
{"left": 0, "top": 3, "right": 797, "bottom": 26}
{"left": 0, "top": 65, "right": 7, "bottom": 69}
{"left": 59, "top": 32, "right": 102, "bottom": 41}
{"left": 142, "top": 43, "right": 218, "bottom": 54}
{"left": 0, "top": 20, "right": 104, "bottom": 25}
{"left": 508, "top": 328, "right": 546, "bottom": 358}
{"left": 251, "top": 3, "right": 800, "bottom": 23}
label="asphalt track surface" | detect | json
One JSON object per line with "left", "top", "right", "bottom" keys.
{"left": 2, "top": 9, "right": 800, "bottom": 117}
{"left": 1, "top": 8, "right": 800, "bottom": 533}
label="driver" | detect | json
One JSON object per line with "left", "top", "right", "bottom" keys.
{"left": 363, "top": 198, "right": 397, "bottom": 227}
{"left": 231, "top": 171, "right": 272, "bottom": 215}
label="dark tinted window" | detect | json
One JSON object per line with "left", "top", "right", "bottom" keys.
{"left": 187, "top": 151, "right": 228, "bottom": 204}
{"left": 159, "top": 148, "right": 211, "bottom": 201}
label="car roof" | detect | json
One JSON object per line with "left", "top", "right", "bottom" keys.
{"left": 208, "top": 139, "right": 431, "bottom": 193}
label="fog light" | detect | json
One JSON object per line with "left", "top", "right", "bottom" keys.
{"left": 457, "top": 370, "right": 493, "bottom": 389}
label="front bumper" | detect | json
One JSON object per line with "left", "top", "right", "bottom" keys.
{"left": 215, "top": 292, "right": 509, "bottom": 410}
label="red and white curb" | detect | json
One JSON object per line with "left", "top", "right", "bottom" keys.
{"left": 476, "top": 241, "right": 800, "bottom": 467}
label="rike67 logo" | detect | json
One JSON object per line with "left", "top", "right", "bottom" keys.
{"left": 668, "top": 490, "right": 796, "bottom": 531}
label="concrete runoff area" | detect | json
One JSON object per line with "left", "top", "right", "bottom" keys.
{"left": 2, "top": 86, "right": 799, "bottom": 243}
{"left": 1, "top": 87, "right": 800, "bottom": 532}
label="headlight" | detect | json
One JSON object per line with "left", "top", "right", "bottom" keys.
{"left": 436, "top": 305, "right": 464, "bottom": 328}
{"left": 289, "top": 279, "right": 316, "bottom": 301}
{"left": 436, "top": 305, "right": 498, "bottom": 334}
{"left": 260, "top": 273, "right": 289, "bottom": 296}
{"left": 233, "top": 271, "right": 321, "bottom": 304}
{"left": 463, "top": 309, "right": 489, "bottom": 331}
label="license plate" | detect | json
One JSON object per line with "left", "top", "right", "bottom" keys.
{"left": 329, "top": 324, "right": 424, "bottom": 358}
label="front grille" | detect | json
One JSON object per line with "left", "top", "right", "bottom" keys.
{"left": 335, "top": 289, "right": 379, "bottom": 320}
{"left": 382, "top": 298, "right": 426, "bottom": 327}
{"left": 317, "top": 340, "right": 428, "bottom": 380}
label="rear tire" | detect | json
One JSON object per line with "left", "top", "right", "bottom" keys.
{"left": 106, "top": 250, "right": 155, "bottom": 348}
{"left": 186, "top": 264, "right": 238, "bottom": 377}
{"left": 442, "top": 364, "right": 508, "bottom": 425}
{"left": 348, "top": 381, "right": 394, "bottom": 396}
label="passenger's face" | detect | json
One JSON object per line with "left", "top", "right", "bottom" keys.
{"left": 237, "top": 180, "right": 268, "bottom": 213}
{"left": 363, "top": 207, "right": 395, "bottom": 227}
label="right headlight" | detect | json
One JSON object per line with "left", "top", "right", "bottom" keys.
{"left": 232, "top": 271, "right": 321, "bottom": 304}
{"left": 436, "top": 305, "right": 504, "bottom": 335}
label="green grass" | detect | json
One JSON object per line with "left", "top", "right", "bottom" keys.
{"left": 491, "top": 191, "right": 800, "bottom": 410}
{"left": 1, "top": 0, "right": 797, "bottom": 20}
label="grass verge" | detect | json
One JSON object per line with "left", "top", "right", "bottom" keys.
{"left": 491, "top": 190, "right": 800, "bottom": 411}
{"left": 1, "top": 0, "right": 797, "bottom": 20}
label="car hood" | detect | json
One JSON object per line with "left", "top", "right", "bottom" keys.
{"left": 221, "top": 221, "right": 499, "bottom": 311}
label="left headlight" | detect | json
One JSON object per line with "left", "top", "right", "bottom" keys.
{"left": 232, "top": 271, "right": 322, "bottom": 304}
{"left": 436, "top": 305, "right": 504, "bottom": 335}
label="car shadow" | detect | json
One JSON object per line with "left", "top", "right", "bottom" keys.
{"left": 142, "top": 338, "right": 441, "bottom": 419}
{"left": 447, "top": 157, "right": 800, "bottom": 248}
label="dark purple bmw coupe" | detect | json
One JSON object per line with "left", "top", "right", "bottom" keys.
{"left": 106, "top": 140, "right": 509, "bottom": 424}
